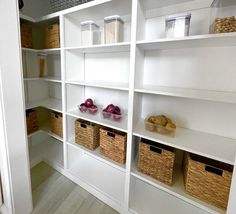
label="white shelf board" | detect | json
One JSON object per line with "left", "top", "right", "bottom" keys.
{"left": 24, "top": 76, "right": 62, "bottom": 83}
{"left": 19, "top": 13, "right": 36, "bottom": 22}
{"left": 66, "top": 81, "right": 129, "bottom": 91}
{"left": 137, "top": 33, "right": 236, "bottom": 50}
{"left": 67, "top": 140, "right": 126, "bottom": 172}
{"left": 27, "top": 125, "right": 63, "bottom": 142}
{"left": 133, "top": 120, "right": 236, "bottom": 165}
{"left": 141, "top": 0, "right": 187, "bottom": 10}
{"left": 21, "top": 48, "right": 38, "bottom": 52}
{"left": 64, "top": 42, "right": 130, "bottom": 53}
{"left": 21, "top": 47, "right": 61, "bottom": 54}
{"left": 41, "top": 125, "right": 63, "bottom": 142}
{"left": 131, "top": 162, "right": 224, "bottom": 214}
{"left": 67, "top": 109, "right": 127, "bottom": 133}
{"left": 38, "top": 48, "right": 61, "bottom": 54}
{"left": 27, "top": 130, "right": 41, "bottom": 138}
{"left": 135, "top": 86, "right": 236, "bottom": 104}
{"left": 26, "top": 98, "right": 62, "bottom": 113}
{"left": 22, "top": 0, "right": 112, "bottom": 23}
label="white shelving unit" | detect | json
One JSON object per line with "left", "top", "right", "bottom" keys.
{"left": 20, "top": 0, "right": 236, "bottom": 214}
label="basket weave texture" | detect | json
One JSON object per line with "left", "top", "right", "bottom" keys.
{"left": 50, "top": 0, "right": 93, "bottom": 12}
{"left": 138, "top": 138, "right": 175, "bottom": 185}
{"left": 26, "top": 109, "right": 39, "bottom": 134}
{"left": 21, "top": 23, "right": 33, "bottom": 48}
{"left": 50, "top": 112, "right": 63, "bottom": 137}
{"left": 45, "top": 23, "right": 60, "bottom": 49}
{"left": 100, "top": 128, "right": 127, "bottom": 164}
{"left": 75, "top": 119, "right": 100, "bottom": 150}
{"left": 183, "top": 153, "right": 233, "bottom": 209}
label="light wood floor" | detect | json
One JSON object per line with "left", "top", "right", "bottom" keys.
{"left": 31, "top": 162, "right": 119, "bottom": 214}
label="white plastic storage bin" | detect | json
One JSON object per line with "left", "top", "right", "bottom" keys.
{"left": 81, "top": 20, "right": 100, "bottom": 46}
{"left": 165, "top": 13, "right": 191, "bottom": 38}
{"left": 104, "top": 15, "right": 124, "bottom": 44}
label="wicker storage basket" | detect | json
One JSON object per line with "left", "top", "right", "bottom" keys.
{"left": 75, "top": 119, "right": 100, "bottom": 150}
{"left": 45, "top": 23, "right": 60, "bottom": 49}
{"left": 212, "top": 17, "right": 236, "bottom": 34}
{"left": 138, "top": 138, "right": 175, "bottom": 185}
{"left": 50, "top": 112, "right": 63, "bottom": 137}
{"left": 183, "top": 153, "right": 233, "bottom": 209}
{"left": 26, "top": 109, "right": 39, "bottom": 134}
{"left": 100, "top": 128, "right": 127, "bottom": 164}
{"left": 21, "top": 23, "right": 33, "bottom": 48}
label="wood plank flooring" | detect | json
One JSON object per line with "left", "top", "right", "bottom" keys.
{"left": 31, "top": 162, "right": 119, "bottom": 214}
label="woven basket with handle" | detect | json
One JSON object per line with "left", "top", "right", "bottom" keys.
{"left": 50, "top": 112, "right": 63, "bottom": 137}
{"left": 138, "top": 138, "right": 175, "bottom": 185}
{"left": 75, "top": 119, "right": 100, "bottom": 150}
{"left": 26, "top": 109, "right": 39, "bottom": 134}
{"left": 21, "top": 23, "right": 33, "bottom": 48}
{"left": 45, "top": 23, "right": 60, "bottom": 49}
{"left": 183, "top": 152, "right": 233, "bottom": 209}
{"left": 100, "top": 128, "right": 127, "bottom": 164}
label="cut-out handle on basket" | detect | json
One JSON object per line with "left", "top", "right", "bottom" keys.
{"left": 107, "top": 132, "right": 115, "bottom": 138}
{"left": 55, "top": 114, "right": 59, "bottom": 118}
{"left": 205, "top": 165, "right": 223, "bottom": 176}
{"left": 80, "top": 124, "right": 87, "bottom": 128}
{"left": 150, "top": 146, "right": 162, "bottom": 154}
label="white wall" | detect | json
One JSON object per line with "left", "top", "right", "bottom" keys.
{"left": 0, "top": 0, "right": 33, "bottom": 213}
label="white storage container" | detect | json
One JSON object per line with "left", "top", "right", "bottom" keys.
{"left": 165, "top": 13, "right": 191, "bottom": 38}
{"left": 104, "top": 15, "right": 124, "bottom": 44}
{"left": 81, "top": 20, "right": 100, "bottom": 46}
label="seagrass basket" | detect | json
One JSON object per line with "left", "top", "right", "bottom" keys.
{"left": 45, "top": 23, "right": 60, "bottom": 49}
{"left": 21, "top": 23, "right": 33, "bottom": 48}
{"left": 26, "top": 109, "right": 39, "bottom": 134}
{"left": 50, "top": 112, "right": 63, "bottom": 137}
{"left": 183, "top": 152, "right": 233, "bottom": 209}
{"left": 75, "top": 119, "right": 100, "bottom": 150}
{"left": 100, "top": 128, "right": 127, "bottom": 164}
{"left": 138, "top": 138, "right": 175, "bottom": 185}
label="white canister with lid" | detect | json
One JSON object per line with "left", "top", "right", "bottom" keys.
{"left": 81, "top": 20, "right": 100, "bottom": 46}
{"left": 104, "top": 15, "right": 124, "bottom": 44}
{"left": 165, "top": 13, "right": 191, "bottom": 38}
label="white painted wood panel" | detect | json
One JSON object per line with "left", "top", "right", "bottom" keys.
{"left": 137, "top": 94, "right": 236, "bottom": 139}
{"left": 130, "top": 176, "right": 210, "bottom": 214}
{"left": 67, "top": 144, "right": 126, "bottom": 203}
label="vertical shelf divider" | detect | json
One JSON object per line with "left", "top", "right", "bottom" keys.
{"left": 124, "top": 0, "right": 138, "bottom": 212}
{"left": 60, "top": 14, "right": 67, "bottom": 169}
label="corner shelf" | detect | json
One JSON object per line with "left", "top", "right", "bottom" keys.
{"left": 27, "top": 124, "right": 63, "bottom": 142}
{"left": 67, "top": 140, "right": 126, "bottom": 172}
{"left": 64, "top": 42, "right": 131, "bottom": 53}
{"left": 135, "top": 86, "right": 236, "bottom": 104}
{"left": 26, "top": 98, "right": 62, "bottom": 113}
{"left": 137, "top": 33, "right": 236, "bottom": 50}
{"left": 131, "top": 163, "right": 225, "bottom": 214}
{"left": 67, "top": 109, "right": 127, "bottom": 133}
{"left": 133, "top": 120, "right": 236, "bottom": 165}
{"left": 66, "top": 81, "right": 129, "bottom": 91}
{"left": 20, "top": 0, "right": 112, "bottom": 23}
{"left": 19, "top": 13, "right": 36, "bottom": 22}
{"left": 22, "top": 48, "right": 61, "bottom": 55}
{"left": 24, "top": 76, "right": 62, "bottom": 83}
